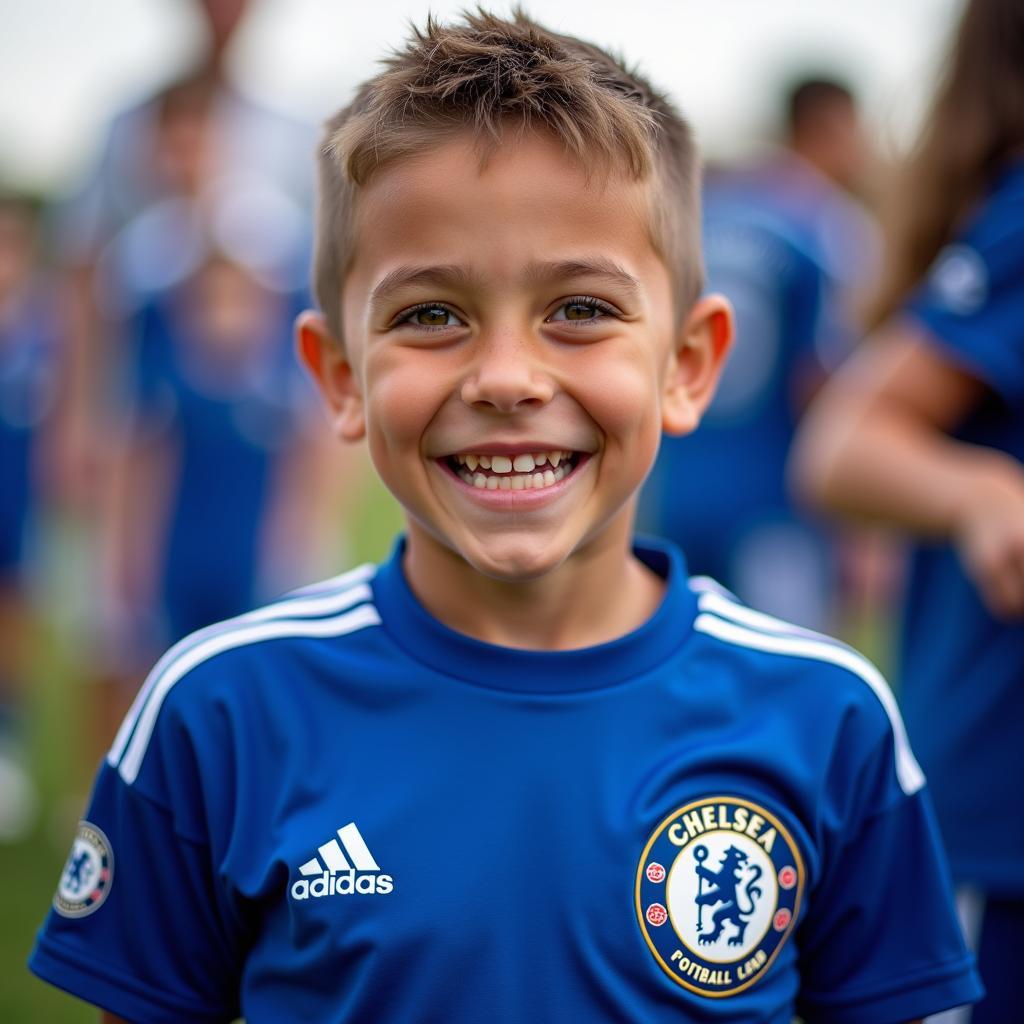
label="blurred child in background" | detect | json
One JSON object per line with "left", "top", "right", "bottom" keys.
{"left": 0, "top": 195, "right": 64, "bottom": 839}
{"left": 69, "top": 39, "right": 346, "bottom": 747}
{"left": 792, "top": 0, "right": 1024, "bottom": 1018}
{"left": 93, "top": 189, "right": 346, "bottom": 743}
{"left": 640, "top": 77, "right": 877, "bottom": 631}
{"left": 55, "top": 0, "right": 314, "bottom": 513}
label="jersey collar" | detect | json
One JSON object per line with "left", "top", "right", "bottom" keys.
{"left": 370, "top": 536, "right": 698, "bottom": 693}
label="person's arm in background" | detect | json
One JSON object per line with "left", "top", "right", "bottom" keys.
{"left": 790, "top": 319, "right": 1024, "bottom": 620}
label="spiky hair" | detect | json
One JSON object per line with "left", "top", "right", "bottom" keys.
{"left": 313, "top": 8, "right": 702, "bottom": 340}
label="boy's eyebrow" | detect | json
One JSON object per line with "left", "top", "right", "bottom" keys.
{"left": 368, "top": 257, "right": 641, "bottom": 312}
{"left": 525, "top": 257, "right": 641, "bottom": 298}
{"left": 369, "top": 264, "right": 477, "bottom": 312}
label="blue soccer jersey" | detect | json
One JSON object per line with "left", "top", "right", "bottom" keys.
{"left": 900, "top": 158, "right": 1024, "bottom": 895}
{"left": 31, "top": 539, "right": 981, "bottom": 1023}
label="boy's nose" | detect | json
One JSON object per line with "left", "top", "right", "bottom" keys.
{"left": 459, "top": 332, "right": 556, "bottom": 412}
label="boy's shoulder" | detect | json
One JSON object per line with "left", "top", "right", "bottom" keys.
{"left": 686, "top": 576, "right": 924, "bottom": 796}
{"left": 106, "top": 563, "right": 385, "bottom": 787}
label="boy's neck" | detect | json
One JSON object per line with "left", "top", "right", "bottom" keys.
{"left": 401, "top": 524, "right": 666, "bottom": 651}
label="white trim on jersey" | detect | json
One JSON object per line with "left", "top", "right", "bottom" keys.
{"left": 688, "top": 575, "right": 734, "bottom": 600}
{"left": 116, "top": 603, "right": 382, "bottom": 785}
{"left": 693, "top": 611, "right": 926, "bottom": 797}
{"left": 284, "top": 563, "right": 376, "bottom": 599}
{"left": 108, "top": 563, "right": 379, "bottom": 778}
{"left": 107, "top": 574, "right": 377, "bottom": 770}
{"left": 695, "top": 588, "right": 826, "bottom": 642}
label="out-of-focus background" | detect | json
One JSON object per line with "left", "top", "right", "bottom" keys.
{"left": 0, "top": 1, "right": 965, "bottom": 1020}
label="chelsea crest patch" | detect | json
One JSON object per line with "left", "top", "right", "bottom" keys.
{"left": 635, "top": 796, "right": 803, "bottom": 997}
{"left": 54, "top": 821, "right": 114, "bottom": 918}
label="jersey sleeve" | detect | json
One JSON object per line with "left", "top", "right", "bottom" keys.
{"left": 795, "top": 678, "right": 983, "bottom": 1023}
{"left": 903, "top": 193, "right": 1024, "bottom": 406}
{"left": 28, "top": 729, "right": 244, "bottom": 1021}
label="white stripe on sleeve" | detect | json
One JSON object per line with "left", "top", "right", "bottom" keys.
{"left": 107, "top": 579, "right": 375, "bottom": 767}
{"left": 693, "top": 612, "right": 925, "bottom": 796}
{"left": 116, "top": 603, "right": 381, "bottom": 785}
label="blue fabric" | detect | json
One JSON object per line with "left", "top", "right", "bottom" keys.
{"left": 972, "top": 897, "right": 1024, "bottom": 1024}
{"left": 127, "top": 294, "right": 304, "bottom": 641}
{"left": 31, "top": 539, "right": 981, "bottom": 1022}
{"left": 899, "top": 160, "right": 1024, "bottom": 895}
{"left": 640, "top": 169, "right": 852, "bottom": 627}
{"left": 0, "top": 287, "right": 60, "bottom": 574}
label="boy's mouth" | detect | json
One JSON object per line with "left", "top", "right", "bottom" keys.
{"left": 444, "top": 450, "right": 582, "bottom": 491}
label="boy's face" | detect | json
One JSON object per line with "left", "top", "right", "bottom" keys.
{"left": 301, "top": 130, "right": 730, "bottom": 583}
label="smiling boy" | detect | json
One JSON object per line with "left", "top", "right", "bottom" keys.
{"left": 30, "top": 11, "right": 980, "bottom": 1024}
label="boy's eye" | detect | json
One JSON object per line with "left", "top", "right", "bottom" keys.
{"left": 395, "top": 304, "right": 463, "bottom": 328}
{"left": 414, "top": 306, "right": 456, "bottom": 326}
{"left": 548, "top": 297, "right": 617, "bottom": 323}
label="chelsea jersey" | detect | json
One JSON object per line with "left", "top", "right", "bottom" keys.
{"left": 31, "top": 539, "right": 981, "bottom": 1022}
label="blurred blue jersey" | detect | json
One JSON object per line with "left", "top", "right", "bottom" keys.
{"left": 901, "top": 159, "right": 1024, "bottom": 895}
{"left": 31, "top": 539, "right": 980, "bottom": 1022}
{"left": 641, "top": 164, "right": 874, "bottom": 629}
{"left": 0, "top": 285, "right": 60, "bottom": 575}
{"left": 128, "top": 291, "right": 306, "bottom": 641}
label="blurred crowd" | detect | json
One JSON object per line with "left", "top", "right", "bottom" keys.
{"left": 1, "top": 0, "right": 1022, "bottom": 1020}
{"left": 0, "top": 0, "right": 358, "bottom": 841}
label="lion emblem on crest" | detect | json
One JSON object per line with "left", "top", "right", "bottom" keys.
{"left": 694, "top": 843, "right": 763, "bottom": 946}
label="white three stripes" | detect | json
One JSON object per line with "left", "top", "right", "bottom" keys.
{"left": 301, "top": 823, "right": 381, "bottom": 876}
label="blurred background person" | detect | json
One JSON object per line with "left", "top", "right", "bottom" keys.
{"left": 0, "top": 193, "right": 64, "bottom": 841}
{"left": 50, "top": 0, "right": 357, "bottom": 751}
{"left": 55, "top": 0, "right": 315, "bottom": 513}
{"left": 87, "top": 138, "right": 345, "bottom": 751}
{"left": 639, "top": 74, "right": 878, "bottom": 631}
{"left": 791, "top": 0, "right": 1024, "bottom": 1019}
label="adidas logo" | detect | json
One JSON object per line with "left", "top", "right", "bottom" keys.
{"left": 290, "top": 822, "right": 393, "bottom": 900}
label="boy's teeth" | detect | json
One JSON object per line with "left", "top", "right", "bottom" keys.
{"left": 456, "top": 458, "right": 573, "bottom": 491}
{"left": 456, "top": 450, "right": 567, "bottom": 471}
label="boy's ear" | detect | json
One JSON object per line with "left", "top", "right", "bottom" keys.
{"left": 661, "top": 294, "right": 734, "bottom": 436}
{"left": 295, "top": 311, "right": 366, "bottom": 442}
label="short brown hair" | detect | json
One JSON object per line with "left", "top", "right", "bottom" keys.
{"left": 313, "top": 8, "right": 702, "bottom": 341}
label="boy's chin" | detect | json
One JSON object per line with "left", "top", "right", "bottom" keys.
{"left": 456, "top": 535, "right": 570, "bottom": 584}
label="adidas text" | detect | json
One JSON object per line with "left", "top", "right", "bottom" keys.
{"left": 291, "top": 870, "right": 394, "bottom": 900}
